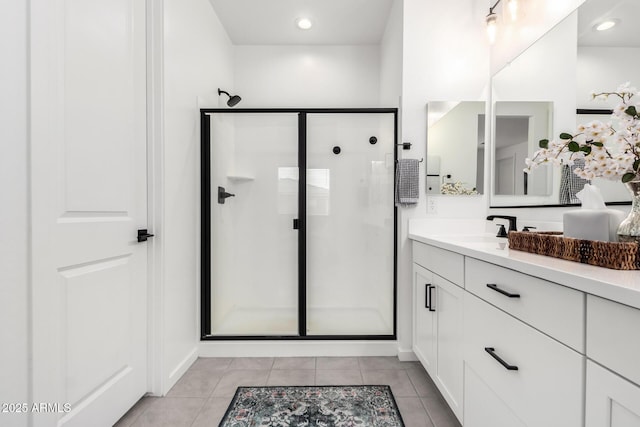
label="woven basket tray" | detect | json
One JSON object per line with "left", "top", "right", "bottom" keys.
{"left": 508, "top": 231, "right": 640, "bottom": 270}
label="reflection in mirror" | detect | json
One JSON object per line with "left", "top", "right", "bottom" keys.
{"left": 426, "top": 101, "right": 484, "bottom": 195}
{"left": 494, "top": 102, "right": 553, "bottom": 196}
{"left": 490, "top": 0, "right": 637, "bottom": 207}
{"left": 576, "top": 112, "right": 630, "bottom": 203}
{"left": 575, "top": 0, "right": 639, "bottom": 203}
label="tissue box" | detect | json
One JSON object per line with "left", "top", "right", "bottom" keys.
{"left": 563, "top": 209, "right": 626, "bottom": 242}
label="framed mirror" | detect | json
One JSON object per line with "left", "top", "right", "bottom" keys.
{"left": 426, "top": 101, "right": 485, "bottom": 196}
{"left": 489, "top": 0, "right": 637, "bottom": 207}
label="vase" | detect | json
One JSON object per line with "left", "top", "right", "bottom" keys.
{"left": 617, "top": 179, "right": 640, "bottom": 243}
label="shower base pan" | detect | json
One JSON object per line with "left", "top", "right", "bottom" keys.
{"left": 210, "top": 307, "right": 392, "bottom": 337}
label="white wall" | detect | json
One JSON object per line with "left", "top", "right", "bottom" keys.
{"left": 577, "top": 46, "right": 640, "bottom": 109}
{"left": 491, "top": 0, "right": 585, "bottom": 75}
{"left": 397, "top": 0, "right": 490, "bottom": 357}
{"left": 0, "top": 1, "right": 29, "bottom": 425}
{"left": 234, "top": 45, "right": 381, "bottom": 107}
{"left": 379, "top": 0, "right": 403, "bottom": 107}
{"left": 162, "top": 0, "right": 234, "bottom": 393}
{"left": 492, "top": 12, "right": 578, "bottom": 135}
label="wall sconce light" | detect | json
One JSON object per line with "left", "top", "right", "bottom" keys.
{"left": 486, "top": 0, "right": 518, "bottom": 44}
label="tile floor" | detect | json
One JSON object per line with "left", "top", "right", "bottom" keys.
{"left": 114, "top": 357, "right": 461, "bottom": 427}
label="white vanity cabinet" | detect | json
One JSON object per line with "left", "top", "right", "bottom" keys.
{"left": 410, "top": 232, "right": 640, "bottom": 427}
{"left": 585, "top": 296, "right": 640, "bottom": 427}
{"left": 412, "top": 242, "right": 464, "bottom": 422}
{"left": 412, "top": 240, "right": 586, "bottom": 427}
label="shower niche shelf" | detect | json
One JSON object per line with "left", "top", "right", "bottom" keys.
{"left": 227, "top": 175, "right": 255, "bottom": 182}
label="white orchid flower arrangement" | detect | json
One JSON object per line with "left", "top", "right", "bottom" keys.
{"left": 525, "top": 82, "right": 640, "bottom": 184}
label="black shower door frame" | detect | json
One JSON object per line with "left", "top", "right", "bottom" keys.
{"left": 200, "top": 108, "right": 398, "bottom": 340}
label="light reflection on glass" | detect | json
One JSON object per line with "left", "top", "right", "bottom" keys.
{"left": 307, "top": 169, "right": 330, "bottom": 216}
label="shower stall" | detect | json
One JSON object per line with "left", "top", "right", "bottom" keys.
{"left": 201, "top": 108, "right": 397, "bottom": 339}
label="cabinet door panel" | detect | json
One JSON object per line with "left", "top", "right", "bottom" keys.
{"left": 586, "top": 361, "right": 640, "bottom": 427}
{"left": 587, "top": 295, "right": 640, "bottom": 386}
{"left": 433, "top": 273, "right": 463, "bottom": 422}
{"left": 464, "top": 363, "right": 527, "bottom": 427}
{"left": 413, "top": 264, "right": 436, "bottom": 372}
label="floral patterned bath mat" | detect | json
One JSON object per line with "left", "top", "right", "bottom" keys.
{"left": 218, "top": 385, "right": 405, "bottom": 426}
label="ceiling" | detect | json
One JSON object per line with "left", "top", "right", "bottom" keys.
{"left": 208, "top": 0, "right": 395, "bottom": 45}
{"left": 578, "top": 0, "right": 640, "bottom": 47}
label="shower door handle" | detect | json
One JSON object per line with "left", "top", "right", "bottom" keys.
{"left": 293, "top": 219, "right": 300, "bottom": 230}
{"left": 217, "top": 186, "right": 235, "bottom": 204}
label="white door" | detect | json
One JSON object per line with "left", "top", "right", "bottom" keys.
{"left": 496, "top": 156, "right": 515, "bottom": 195}
{"left": 30, "top": 0, "right": 148, "bottom": 426}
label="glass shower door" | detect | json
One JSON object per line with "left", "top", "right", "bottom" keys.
{"left": 305, "top": 113, "right": 395, "bottom": 336}
{"left": 208, "top": 113, "right": 299, "bottom": 336}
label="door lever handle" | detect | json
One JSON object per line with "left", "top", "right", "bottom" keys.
{"left": 137, "top": 229, "right": 154, "bottom": 242}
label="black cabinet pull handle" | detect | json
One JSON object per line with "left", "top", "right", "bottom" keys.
{"left": 485, "top": 347, "right": 518, "bottom": 371}
{"left": 425, "top": 284, "right": 431, "bottom": 309}
{"left": 428, "top": 285, "right": 435, "bottom": 312}
{"left": 487, "top": 283, "right": 520, "bottom": 298}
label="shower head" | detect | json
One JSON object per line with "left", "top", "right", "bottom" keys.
{"left": 218, "top": 88, "right": 242, "bottom": 107}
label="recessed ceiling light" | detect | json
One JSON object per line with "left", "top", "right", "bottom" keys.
{"left": 296, "top": 18, "right": 313, "bottom": 30}
{"left": 595, "top": 20, "right": 617, "bottom": 31}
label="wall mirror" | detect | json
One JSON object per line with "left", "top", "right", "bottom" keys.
{"left": 490, "top": 0, "right": 637, "bottom": 207}
{"left": 426, "top": 101, "right": 485, "bottom": 196}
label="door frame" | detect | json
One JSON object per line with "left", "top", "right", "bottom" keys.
{"left": 146, "top": 0, "right": 165, "bottom": 396}
{"left": 199, "top": 108, "right": 398, "bottom": 341}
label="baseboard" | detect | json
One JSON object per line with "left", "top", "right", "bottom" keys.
{"left": 199, "top": 341, "right": 399, "bottom": 358}
{"left": 164, "top": 346, "right": 198, "bottom": 395}
{"left": 396, "top": 348, "right": 418, "bottom": 362}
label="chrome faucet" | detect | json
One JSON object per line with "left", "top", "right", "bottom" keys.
{"left": 486, "top": 215, "right": 518, "bottom": 236}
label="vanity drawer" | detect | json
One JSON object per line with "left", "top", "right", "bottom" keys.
{"left": 413, "top": 242, "right": 464, "bottom": 286}
{"left": 464, "top": 292, "right": 584, "bottom": 427}
{"left": 587, "top": 295, "right": 640, "bottom": 385}
{"left": 465, "top": 257, "right": 584, "bottom": 352}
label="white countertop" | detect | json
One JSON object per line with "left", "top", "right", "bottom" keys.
{"left": 409, "top": 227, "right": 640, "bottom": 310}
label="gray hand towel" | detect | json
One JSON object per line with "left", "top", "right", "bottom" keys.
{"left": 395, "top": 159, "right": 420, "bottom": 206}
